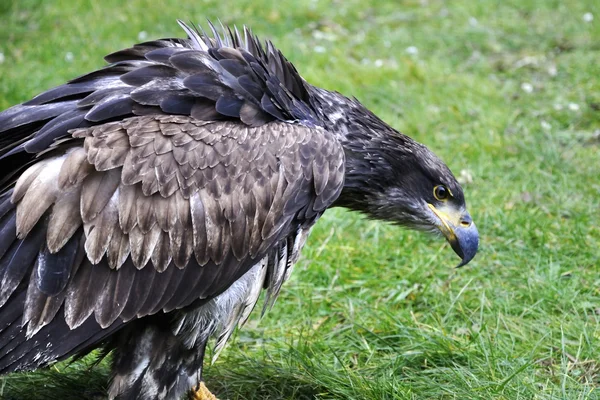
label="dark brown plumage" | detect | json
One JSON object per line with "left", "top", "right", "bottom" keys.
{"left": 0, "top": 20, "right": 478, "bottom": 399}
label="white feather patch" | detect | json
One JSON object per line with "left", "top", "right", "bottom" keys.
{"left": 172, "top": 227, "right": 313, "bottom": 364}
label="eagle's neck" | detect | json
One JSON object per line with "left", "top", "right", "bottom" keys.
{"left": 308, "top": 87, "right": 403, "bottom": 212}
{"left": 309, "top": 87, "right": 392, "bottom": 141}
{"left": 308, "top": 87, "right": 428, "bottom": 215}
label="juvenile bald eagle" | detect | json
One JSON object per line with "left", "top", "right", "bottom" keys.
{"left": 0, "top": 20, "right": 478, "bottom": 400}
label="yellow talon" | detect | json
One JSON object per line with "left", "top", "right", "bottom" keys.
{"left": 190, "top": 382, "right": 219, "bottom": 400}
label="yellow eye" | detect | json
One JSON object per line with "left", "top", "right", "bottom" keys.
{"left": 433, "top": 185, "right": 450, "bottom": 201}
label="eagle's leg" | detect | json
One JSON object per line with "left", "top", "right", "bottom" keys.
{"left": 108, "top": 318, "right": 212, "bottom": 400}
{"left": 189, "top": 382, "right": 219, "bottom": 400}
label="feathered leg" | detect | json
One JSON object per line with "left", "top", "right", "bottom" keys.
{"left": 108, "top": 317, "right": 210, "bottom": 400}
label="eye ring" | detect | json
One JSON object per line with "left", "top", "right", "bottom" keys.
{"left": 433, "top": 185, "right": 450, "bottom": 201}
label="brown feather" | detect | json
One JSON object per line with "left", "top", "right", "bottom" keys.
{"left": 239, "top": 101, "right": 271, "bottom": 127}
{"left": 15, "top": 158, "right": 62, "bottom": 238}
{"left": 171, "top": 222, "right": 193, "bottom": 269}
{"left": 135, "top": 193, "right": 156, "bottom": 233}
{"left": 130, "top": 139, "right": 156, "bottom": 159}
{"left": 127, "top": 225, "right": 144, "bottom": 269}
{"left": 118, "top": 184, "right": 138, "bottom": 233}
{"left": 151, "top": 230, "right": 172, "bottom": 272}
{"left": 153, "top": 132, "right": 173, "bottom": 154}
{"left": 262, "top": 167, "right": 288, "bottom": 240}
{"left": 189, "top": 192, "right": 209, "bottom": 266}
{"left": 158, "top": 174, "right": 180, "bottom": 198}
{"left": 140, "top": 224, "right": 162, "bottom": 269}
{"left": 57, "top": 148, "right": 95, "bottom": 190}
{"left": 166, "top": 191, "right": 185, "bottom": 231}
{"left": 141, "top": 165, "right": 160, "bottom": 195}
{"left": 312, "top": 160, "right": 330, "bottom": 197}
{"left": 127, "top": 225, "right": 146, "bottom": 269}
{"left": 12, "top": 161, "right": 46, "bottom": 203}
{"left": 170, "top": 131, "right": 194, "bottom": 146}
{"left": 229, "top": 193, "right": 250, "bottom": 260}
{"left": 84, "top": 191, "right": 118, "bottom": 264}
{"left": 128, "top": 130, "right": 156, "bottom": 148}
{"left": 80, "top": 169, "right": 120, "bottom": 223}
{"left": 47, "top": 187, "right": 82, "bottom": 253}
{"left": 121, "top": 150, "right": 143, "bottom": 186}
{"left": 247, "top": 187, "right": 263, "bottom": 258}
{"left": 168, "top": 192, "right": 193, "bottom": 268}
{"left": 153, "top": 194, "right": 171, "bottom": 231}
{"left": 90, "top": 131, "right": 130, "bottom": 171}
{"left": 156, "top": 152, "right": 179, "bottom": 177}
{"left": 199, "top": 190, "right": 228, "bottom": 264}
{"left": 107, "top": 227, "right": 130, "bottom": 269}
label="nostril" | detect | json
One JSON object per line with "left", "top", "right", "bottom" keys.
{"left": 459, "top": 215, "right": 472, "bottom": 227}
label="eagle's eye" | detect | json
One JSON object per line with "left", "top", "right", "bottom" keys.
{"left": 433, "top": 185, "right": 450, "bottom": 201}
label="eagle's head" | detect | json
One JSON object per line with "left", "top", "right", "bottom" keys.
{"left": 326, "top": 98, "right": 479, "bottom": 267}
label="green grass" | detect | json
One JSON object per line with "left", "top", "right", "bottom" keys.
{"left": 1, "top": 0, "right": 599, "bottom": 399}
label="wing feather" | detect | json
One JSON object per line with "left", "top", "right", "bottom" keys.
{"left": 14, "top": 157, "right": 62, "bottom": 238}
{"left": 94, "top": 259, "right": 136, "bottom": 328}
{"left": 64, "top": 259, "right": 110, "bottom": 329}
{"left": 0, "top": 114, "right": 344, "bottom": 371}
{"left": 107, "top": 226, "right": 131, "bottom": 269}
{"left": 34, "top": 232, "right": 82, "bottom": 297}
{"left": 134, "top": 264, "right": 176, "bottom": 317}
{"left": 151, "top": 230, "right": 172, "bottom": 272}
{"left": 120, "top": 260, "right": 156, "bottom": 321}
{"left": 0, "top": 223, "right": 46, "bottom": 308}
{"left": 189, "top": 191, "right": 209, "bottom": 266}
{"left": 23, "top": 234, "right": 84, "bottom": 336}
{"left": 84, "top": 191, "right": 118, "bottom": 264}
{"left": 145, "top": 267, "right": 188, "bottom": 316}
{"left": 0, "top": 212, "right": 16, "bottom": 263}
{"left": 47, "top": 187, "right": 83, "bottom": 253}
{"left": 80, "top": 169, "right": 121, "bottom": 223}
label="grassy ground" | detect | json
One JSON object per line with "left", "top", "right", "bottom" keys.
{"left": 0, "top": 0, "right": 599, "bottom": 399}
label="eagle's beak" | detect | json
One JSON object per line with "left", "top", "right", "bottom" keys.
{"left": 427, "top": 204, "right": 479, "bottom": 267}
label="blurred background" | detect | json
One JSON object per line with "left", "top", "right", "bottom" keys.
{"left": 0, "top": 0, "right": 598, "bottom": 399}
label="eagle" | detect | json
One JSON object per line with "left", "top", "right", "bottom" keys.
{"left": 0, "top": 20, "right": 478, "bottom": 400}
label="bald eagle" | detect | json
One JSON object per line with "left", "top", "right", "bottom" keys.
{"left": 0, "top": 20, "right": 478, "bottom": 400}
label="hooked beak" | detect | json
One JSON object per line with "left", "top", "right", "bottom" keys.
{"left": 427, "top": 204, "right": 479, "bottom": 267}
